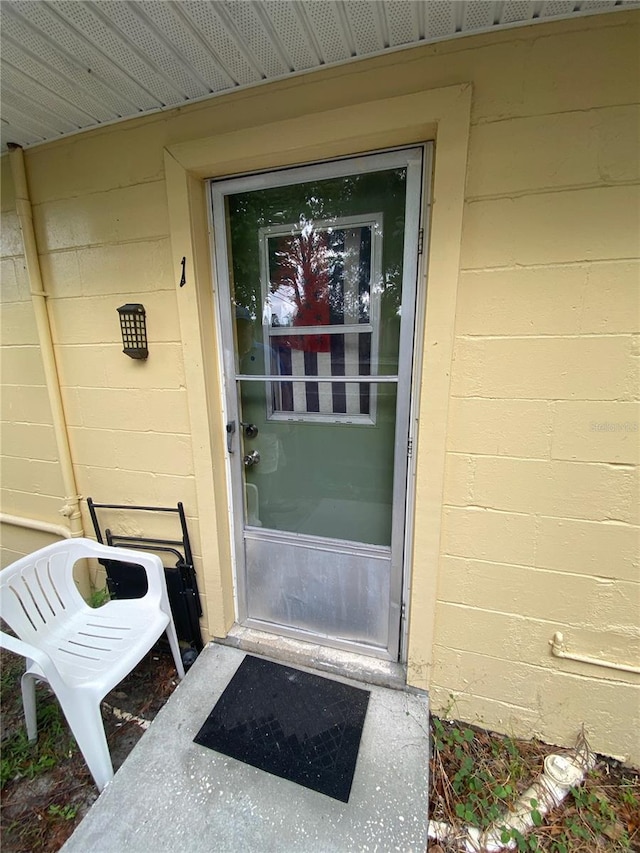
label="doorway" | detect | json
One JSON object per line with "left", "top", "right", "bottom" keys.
{"left": 211, "top": 147, "right": 429, "bottom": 660}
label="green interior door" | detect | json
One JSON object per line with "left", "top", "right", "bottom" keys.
{"left": 212, "top": 148, "right": 424, "bottom": 659}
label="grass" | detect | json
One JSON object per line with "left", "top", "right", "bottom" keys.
{"left": 0, "top": 704, "right": 75, "bottom": 790}
{"left": 0, "top": 637, "right": 180, "bottom": 853}
{"left": 0, "top": 649, "right": 91, "bottom": 853}
{"left": 1, "top": 656, "right": 76, "bottom": 790}
{"left": 428, "top": 716, "right": 640, "bottom": 852}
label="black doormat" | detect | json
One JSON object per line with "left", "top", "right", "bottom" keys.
{"left": 193, "top": 655, "right": 370, "bottom": 803}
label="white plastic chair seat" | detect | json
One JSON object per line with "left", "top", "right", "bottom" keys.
{"left": 0, "top": 538, "right": 186, "bottom": 792}
{"left": 27, "top": 602, "right": 173, "bottom": 690}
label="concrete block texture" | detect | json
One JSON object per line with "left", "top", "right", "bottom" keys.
{"left": 63, "top": 387, "right": 191, "bottom": 434}
{"left": 48, "top": 290, "right": 181, "bottom": 346}
{"left": 536, "top": 517, "right": 639, "bottom": 582}
{"left": 39, "top": 238, "right": 174, "bottom": 299}
{"left": 1, "top": 10, "right": 638, "bottom": 765}
{"left": 0, "top": 210, "right": 23, "bottom": 257}
{"left": 1, "top": 346, "right": 47, "bottom": 387}
{"left": 0, "top": 257, "right": 29, "bottom": 303}
{"left": 442, "top": 508, "right": 639, "bottom": 582}
{"left": 521, "top": 22, "right": 640, "bottom": 115}
{"left": 1, "top": 422, "right": 59, "bottom": 462}
{"left": 469, "top": 456, "right": 637, "bottom": 523}
{"left": 455, "top": 262, "right": 640, "bottom": 336}
{"left": 466, "top": 105, "right": 640, "bottom": 198}
{"left": 552, "top": 401, "right": 640, "bottom": 464}
{"left": 441, "top": 507, "right": 537, "bottom": 567}
{"left": 76, "top": 467, "right": 198, "bottom": 513}
{"left": 447, "top": 398, "right": 553, "bottom": 459}
{"left": 1, "top": 455, "right": 65, "bottom": 499}
{"left": 0, "top": 488, "right": 65, "bottom": 522}
{"left": 25, "top": 122, "right": 166, "bottom": 206}
{"left": 437, "top": 562, "right": 640, "bottom": 634}
{"left": 450, "top": 335, "right": 637, "bottom": 400}
{"left": 1, "top": 385, "right": 54, "bottom": 425}
{"left": 54, "top": 343, "right": 186, "bottom": 390}
{"left": 429, "top": 655, "right": 639, "bottom": 765}
{"left": 68, "top": 427, "right": 194, "bottom": 477}
{"left": 32, "top": 181, "right": 170, "bottom": 252}
{"left": 460, "top": 186, "right": 640, "bottom": 270}
{"left": 1, "top": 301, "right": 40, "bottom": 346}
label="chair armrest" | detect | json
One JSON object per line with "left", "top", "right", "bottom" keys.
{"left": 75, "top": 538, "right": 168, "bottom": 607}
{"left": 0, "top": 631, "right": 64, "bottom": 692}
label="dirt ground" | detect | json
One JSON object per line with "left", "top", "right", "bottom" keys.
{"left": 0, "top": 643, "right": 180, "bottom": 852}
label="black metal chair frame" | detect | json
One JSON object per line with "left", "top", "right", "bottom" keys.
{"left": 87, "top": 498, "right": 204, "bottom": 667}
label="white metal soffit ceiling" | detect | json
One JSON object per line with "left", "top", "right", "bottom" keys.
{"left": 0, "top": 0, "right": 636, "bottom": 153}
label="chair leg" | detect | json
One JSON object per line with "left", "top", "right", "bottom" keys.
{"left": 21, "top": 672, "right": 38, "bottom": 742}
{"left": 63, "top": 698, "right": 114, "bottom": 792}
{"left": 165, "top": 619, "right": 186, "bottom": 679}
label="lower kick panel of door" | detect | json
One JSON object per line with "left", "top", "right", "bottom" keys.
{"left": 244, "top": 531, "right": 391, "bottom": 651}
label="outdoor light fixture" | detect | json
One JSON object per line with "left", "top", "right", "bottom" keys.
{"left": 117, "top": 304, "right": 148, "bottom": 359}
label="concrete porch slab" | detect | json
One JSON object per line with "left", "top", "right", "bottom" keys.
{"left": 62, "top": 644, "right": 430, "bottom": 853}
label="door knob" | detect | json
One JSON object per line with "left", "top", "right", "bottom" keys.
{"left": 243, "top": 450, "right": 261, "bottom": 468}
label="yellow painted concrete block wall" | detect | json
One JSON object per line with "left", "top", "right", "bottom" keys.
{"left": 439, "top": 16, "right": 640, "bottom": 763}
{"left": 42, "top": 190, "right": 209, "bottom": 612}
{"left": 0, "top": 159, "right": 208, "bottom": 613}
{"left": 0, "top": 157, "right": 67, "bottom": 564}
{"left": 0, "top": 11, "right": 638, "bottom": 761}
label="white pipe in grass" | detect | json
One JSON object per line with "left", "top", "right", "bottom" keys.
{"left": 427, "top": 749, "right": 596, "bottom": 852}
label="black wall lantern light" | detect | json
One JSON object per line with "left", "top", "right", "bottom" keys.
{"left": 117, "top": 304, "right": 148, "bottom": 359}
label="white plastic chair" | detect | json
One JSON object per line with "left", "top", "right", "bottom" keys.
{"left": 0, "top": 537, "right": 186, "bottom": 791}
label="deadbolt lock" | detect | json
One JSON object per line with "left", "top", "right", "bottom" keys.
{"left": 242, "top": 423, "right": 259, "bottom": 438}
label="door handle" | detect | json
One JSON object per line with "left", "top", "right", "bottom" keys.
{"left": 243, "top": 450, "right": 261, "bottom": 468}
{"left": 226, "top": 420, "right": 236, "bottom": 453}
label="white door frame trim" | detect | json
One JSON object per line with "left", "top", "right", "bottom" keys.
{"left": 164, "top": 82, "right": 472, "bottom": 690}
{"left": 209, "top": 146, "right": 425, "bottom": 661}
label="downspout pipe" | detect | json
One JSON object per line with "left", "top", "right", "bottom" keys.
{"left": 6, "top": 143, "right": 83, "bottom": 538}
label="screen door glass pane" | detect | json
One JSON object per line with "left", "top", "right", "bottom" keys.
{"left": 227, "top": 168, "right": 407, "bottom": 546}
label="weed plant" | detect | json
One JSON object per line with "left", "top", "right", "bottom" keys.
{"left": 88, "top": 587, "right": 110, "bottom": 608}
{"left": 0, "top": 704, "right": 75, "bottom": 789}
{"left": 429, "top": 716, "right": 639, "bottom": 852}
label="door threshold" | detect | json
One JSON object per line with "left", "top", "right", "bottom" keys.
{"left": 215, "top": 624, "right": 411, "bottom": 692}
